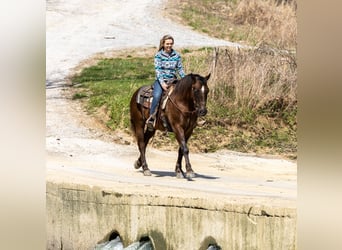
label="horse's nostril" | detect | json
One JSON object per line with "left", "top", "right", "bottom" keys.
{"left": 199, "top": 109, "right": 207, "bottom": 116}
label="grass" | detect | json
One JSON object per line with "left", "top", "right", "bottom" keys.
{"left": 71, "top": 57, "right": 155, "bottom": 130}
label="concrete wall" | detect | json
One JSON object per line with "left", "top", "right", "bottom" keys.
{"left": 46, "top": 181, "right": 296, "bottom": 250}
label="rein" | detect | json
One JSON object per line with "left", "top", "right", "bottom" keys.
{"left": 167, "top": 89, "right": 197, "bottom": 116}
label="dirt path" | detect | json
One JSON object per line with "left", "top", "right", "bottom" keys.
{"left": 46, "top": 0, "right": 296, "bottom": 207}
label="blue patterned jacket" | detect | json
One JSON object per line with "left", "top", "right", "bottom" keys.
{"left": 154, "top": 49, "right": 185, "bottom": 83}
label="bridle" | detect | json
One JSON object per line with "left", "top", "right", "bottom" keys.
{"left": 167, "top": 93, "right": 198, "bottom": 116}
{"left": 166, "top": 84, "right": 204, "bottom": 116}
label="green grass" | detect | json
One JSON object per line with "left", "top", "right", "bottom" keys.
{"left": 71, "top": 58, "right": 155, "bottom": 130}
{"left": 72, "top": 58, "right": 154, "bottom": 83}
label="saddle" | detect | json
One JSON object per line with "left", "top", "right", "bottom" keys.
{"left": 136, "top": 82, "right": 176, "bottom": 110}
{"left": 136, "top": 82, "right": 176, "bottom": 131}
{"left": 136, "top": 85, "right": 153, "bottom": 109}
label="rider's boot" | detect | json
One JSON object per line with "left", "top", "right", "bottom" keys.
{"left": 160, "top": 112, "right": 168, "bottom": 129}
{"left": 147, "top": 113, "right": 156, "bottom": 131}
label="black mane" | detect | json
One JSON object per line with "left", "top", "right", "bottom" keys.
{"left": 173, "top": 74, "right": 201, "bottom": 95}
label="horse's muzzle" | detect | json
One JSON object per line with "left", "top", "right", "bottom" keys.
{"left": 198, "top": 108, "right": 207, "bottom": 117}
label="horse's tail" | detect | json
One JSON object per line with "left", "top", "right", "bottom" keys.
{"left": 130, "top": 117, "right": 135, "bottom": 136}
{"left": 130, "top": 116, "right": 138, "bottom": 138}
{"left": 130, "top": 86, "right": 149, "bottom": 139}
{"left": 129, "top": 90, "right": 139, "bottom": 137}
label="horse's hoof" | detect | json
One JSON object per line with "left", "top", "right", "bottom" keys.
{"left": 143, "top": 169, "right": 152, "bottom": 176}
{"left": 186, "top": 172, "right": 195, "bottom": 179}
{"left": 134, "top": 160, "right": 141, "bottom": 169}
{"left": 176, "top": 172, "right": 184, "bottom": 179}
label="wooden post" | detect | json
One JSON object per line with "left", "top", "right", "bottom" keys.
{"left": 211, "top": 47, "right": 219, "bottom": 84}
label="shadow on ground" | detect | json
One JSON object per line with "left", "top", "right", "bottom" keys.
{"left": 149, "top": 170, "right": 219, "bottom": 180}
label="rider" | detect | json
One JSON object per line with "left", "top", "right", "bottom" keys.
{"left": 147, "top": 34, "right": 186, "bottom": 131}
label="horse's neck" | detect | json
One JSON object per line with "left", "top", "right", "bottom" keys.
{"left": 170, "top": 84, "right": 195, "bottom": 111}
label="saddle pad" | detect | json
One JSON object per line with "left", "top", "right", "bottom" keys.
{"left": 136, "top": 85, "right": 153, "bottom": 109}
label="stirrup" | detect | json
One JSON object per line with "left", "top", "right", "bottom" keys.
{"left": 146, "top": 115, "right": 155, "bottom": 131}
{"left": 160, "top": 114, "right": 168, "bottom": 128}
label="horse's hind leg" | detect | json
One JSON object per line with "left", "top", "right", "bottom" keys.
{"left": 135, "top": 126, "right": 155, "bottom": 176}
{"left": 130, "top": 90, "right": 155, "bottom": 176}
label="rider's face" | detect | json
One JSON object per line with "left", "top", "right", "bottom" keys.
{"left": 163, "top": 39, "right": 174, "bottom": 53}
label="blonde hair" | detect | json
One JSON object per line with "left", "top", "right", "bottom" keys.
{"left": 158, "top": 34, "right": 174, "bottom": 51}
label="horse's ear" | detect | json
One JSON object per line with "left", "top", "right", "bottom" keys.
{"left": 205, "top": 73, "right": 211, "bottom": 81}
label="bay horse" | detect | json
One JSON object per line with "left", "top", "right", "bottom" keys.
{"left": 129, "top": 73, "right": 210, "bottom": 178}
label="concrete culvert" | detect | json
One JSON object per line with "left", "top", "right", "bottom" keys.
{"left": 199, "top": 236, "right": 222, "bottom": 250}
{"left": 109, "top": 231, "right": 121, "bottom": 241}
{"left": 94, "top": 234, "right": 123, "bottom": 250}
{"left": 138, "top": 236, "right": 154, "bottom": 250}
{"left": 207, "top": 243, "right": 222, "bottom": 250}
{"left": 94, "top": 235, "right": 153, "bottom": 250}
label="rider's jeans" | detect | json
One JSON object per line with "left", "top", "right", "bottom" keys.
{"left": 150, "top": 79, "right": 162, "bottom": 116}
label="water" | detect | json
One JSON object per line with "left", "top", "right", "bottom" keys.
{"left": 94, "top": 236, "right": 221, "bottom": 250}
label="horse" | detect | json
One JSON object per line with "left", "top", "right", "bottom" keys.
{"left": 129, "top": 73, "right": 210, "bottom": 178}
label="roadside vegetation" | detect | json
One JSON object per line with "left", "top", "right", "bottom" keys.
{"left": 70, "top": 0, "right": 297, "bottom": 159}
{"left": 167, "top": 0, "right": 296, "bottom": 50}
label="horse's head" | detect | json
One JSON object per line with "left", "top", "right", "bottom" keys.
{"left": 191, "top": 73, "right": 210, "bottom": 116}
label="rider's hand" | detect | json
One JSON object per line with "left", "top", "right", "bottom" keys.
{"left": 161, "top": 82, "right": 169, "bottom": 91}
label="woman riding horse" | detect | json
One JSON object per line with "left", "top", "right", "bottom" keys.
{"left": 147, "top": 34, "right": 186, "bottom": 131}
{"left": 130, "top": 71, "right": 211, "bottom": 179}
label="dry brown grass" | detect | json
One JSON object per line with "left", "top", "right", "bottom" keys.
{"left": 167, "top": 0, "right": 297, "bottom": 49}
{"left": 212, "top": 46, "right": 296, "bottom": 111}
{"left": 182, "top": 46, "right": 296, "bottom": 116}
{"left": 233, "top": 0, "right": 297, "bottom": 48}
{"left": 179, "top": 45, "right": 297, "bottom": 158}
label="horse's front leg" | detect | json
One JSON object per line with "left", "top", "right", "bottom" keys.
{"left": 174, "top": 131, "right": 195, "bottom": 179}
{"left": 182, "top": 140, "right": 195, "bottom": 179}
{"left": 175, "top": 147, "right": 185, "bottom": 178}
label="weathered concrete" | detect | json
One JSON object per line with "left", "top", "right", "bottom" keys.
{"left": 46, "top": 179, "right": 296, "bottom": 250}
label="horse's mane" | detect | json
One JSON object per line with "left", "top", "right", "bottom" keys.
{"left": 173, "top": 74, "right": 198, "bottom": 95}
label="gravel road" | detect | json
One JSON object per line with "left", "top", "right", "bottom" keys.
{"left": 46, "top": 0, "right": 296, "bottom": 206}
